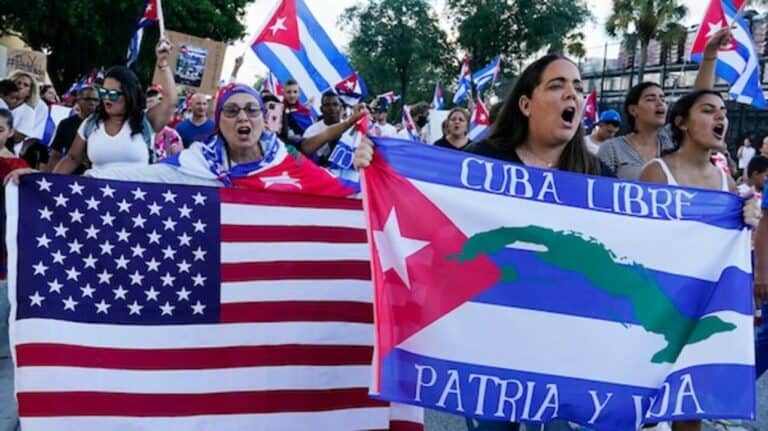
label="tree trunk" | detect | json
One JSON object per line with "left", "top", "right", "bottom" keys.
{"left": 639, "top": 38, "right": 650, "bottom": 83}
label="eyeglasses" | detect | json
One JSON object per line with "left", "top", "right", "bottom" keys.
{"left": 98, "top": 88, "right": 124, "bottom": 102}
{"left": 220, "top": 103, "right": 261, "bottom": 118}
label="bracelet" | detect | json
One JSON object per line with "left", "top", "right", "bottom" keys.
{"left": 703, "top": 55, "right": 717, "bottom": 61}
{"left": 157, "top": 63, "right": 169, "bottom": 70}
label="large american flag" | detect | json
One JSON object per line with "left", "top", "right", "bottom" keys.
{"left": 6, "top": 174, "right": 422, "bottom": 431}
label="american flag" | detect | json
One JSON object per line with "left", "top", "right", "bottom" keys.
{"left": 7, "top": 174, "right": 422, "bottom": 431}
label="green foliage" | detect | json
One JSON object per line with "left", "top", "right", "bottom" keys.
{"left": 339, "top": 0, "right": 453, "bottom": 108}
{"left": 446, "top": 0, "right": 591, "bottom": 72}
{"left": 0, "top": 0, "right": 253, "bottom": 89}
{"left": 605, "top": 0, "right": 687, "bottom": 80}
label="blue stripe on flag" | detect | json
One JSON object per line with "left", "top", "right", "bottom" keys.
{"left": 252, "top": 44, "right": 320, "bottom": 107}
{"left": 296, "top": 0, "right": 354, "bottom": 79}
{"left": 471, "top": 247, "right": 753, "bottom": 322}
{"left": 379, "top": 349, "right": 756, "bottom": 429}
{"left": 371, "top": 137, "right": 747, "bottom": 230}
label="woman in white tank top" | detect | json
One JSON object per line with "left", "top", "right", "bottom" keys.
{"left": 639, "top": 90, "right": 759, "bottom": 431}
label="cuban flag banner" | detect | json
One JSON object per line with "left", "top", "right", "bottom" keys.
{"left": 126, "top": 0, "right": 160, "bottom": 67}
{"left": 362, "top": 138, "right": 755, "bottom": 430}
{"left": 467, "top": 98, "right": 490, "bottom": 141}
{"left": 471, "top": 56, "right": 501, "bottom": 94}
{"left": 251, "top": 0, "right": 367, "bottom": 111}
{"left": 690, "top": 0, "right": 766, "bottom": 108}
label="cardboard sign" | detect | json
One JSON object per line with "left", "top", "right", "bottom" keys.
{"left": 153, "top": 30, "right": 227, "bottom": 97}
{"left": 6, "top": 49, "right": 47, "bottom": 82}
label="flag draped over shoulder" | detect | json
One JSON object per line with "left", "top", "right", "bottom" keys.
{"left": 362, "top": 138, "right": 754, "bottom": 430}
{"left": 6, "top": 174, "right": 422, "bottom": 431}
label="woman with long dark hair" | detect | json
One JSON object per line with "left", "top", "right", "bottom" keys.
{"left": 51, "top": 38, "right": 177, "bottom": 174}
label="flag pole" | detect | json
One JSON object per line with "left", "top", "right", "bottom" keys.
{"left": 157, "top": 0, "right": 166, "bottom": 38}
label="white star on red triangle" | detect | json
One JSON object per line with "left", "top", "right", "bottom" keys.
{"left": 373, "top": 208, "right": 429, "bottom": 290}
{"left": 269, "top": 16, "right": 288, "bottom": 36}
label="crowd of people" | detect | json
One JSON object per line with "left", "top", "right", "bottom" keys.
{"left": 0, "top": 25, "right": 765, "bottom": 431}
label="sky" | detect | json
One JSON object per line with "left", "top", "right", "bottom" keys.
{"left": 219, "top": 0, "right": 713, "bottom": 85}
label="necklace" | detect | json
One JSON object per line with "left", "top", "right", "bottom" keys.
{"left": 519, "top": 146, "right": 557, "bottom": 168}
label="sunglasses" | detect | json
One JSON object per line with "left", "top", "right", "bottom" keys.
{"left": 98, "top": 88, "right": 124, "bottom": 102}
{"left": 220, "top": 103, "right": 261, "bottom": 118}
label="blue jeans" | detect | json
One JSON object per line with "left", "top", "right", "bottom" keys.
{"left": 756, "top": 302, "right": 768, "bottom": 379}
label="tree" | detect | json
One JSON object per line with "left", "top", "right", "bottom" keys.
{"left": 605, "top": 0, "right": 687, "bottom": 81}
{"left": 0, "top": 0, "right": 253, "bottom": 89}
{"left": 339, "top": 0, "right": 453, "bottom": 106}
{"left": 446, "top": 0, "right": 591, "bottom": 74}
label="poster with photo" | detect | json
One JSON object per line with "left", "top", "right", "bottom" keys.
{"left": 153, "top": 30, "right": 226, "bottom": 96}
{"left": 174, "top": 44, "right": 208, "bottom": 87}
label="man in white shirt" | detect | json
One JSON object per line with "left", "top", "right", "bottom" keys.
{"left": 737, "top": 138, "right": 756, "bottom": 179}
{"left": 301, "top": 91, "right": 367, "bottom": 167}
{"left": 369, "top": 98, "right": 398, "bottom": 138}
{"left": 585, "top": 110, "right": 621, "bottom": 155}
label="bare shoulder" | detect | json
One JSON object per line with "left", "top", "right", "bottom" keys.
{"left": 638, "top": 159, "right": 667, "bottom": 185}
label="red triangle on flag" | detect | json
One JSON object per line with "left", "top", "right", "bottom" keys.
{"left": 362, "top": 155, "right": 501, "bottom": 366}
{"left": 252, "top": 0, "right": 301, "bottom": 51}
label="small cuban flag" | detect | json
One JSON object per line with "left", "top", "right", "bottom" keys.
{"left": 126, "top": 0, "right": 161, "bottom": 67}
{"left": 432, "top": 83, "right": 444, "bottom": 110}
{"left": 401, "top": 105, "right": 420, "bottom": 142}
{"left": 468, "top": 98, "right": 490, "bottom": 141}
{"left": 334, "top": 72, "right": 367, "bottom": 106}
{"left": 453, "top": 55, "right": 472, "bottom": 105}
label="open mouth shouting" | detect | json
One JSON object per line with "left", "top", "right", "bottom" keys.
{"left": 561, "top": 107, "right": 577, "bottom": 127}
{"left": 712, "top": 123, "right": 726, "bottom": 141}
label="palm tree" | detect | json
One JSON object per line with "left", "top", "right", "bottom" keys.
{"left": 606, "top": 0, "right": 687, "bottom": 82}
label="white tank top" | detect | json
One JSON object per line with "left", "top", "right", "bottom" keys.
{"left": 651, "top": 158, "right": 729, "bottom": 191}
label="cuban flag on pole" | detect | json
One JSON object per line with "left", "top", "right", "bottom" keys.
{"left": 472, "top": 56, "right": 501, "bottom": 94}
{"left": 126, "top": 0, "right": 160, "bottom": 67}
{"left": 261, "top": 72, "right": 284, "bottom": 100}
{"left": 250, "top": 0, "right": 367, "bottom": 111}
{"left": 432, "top": 83, "right": 444, "bottom": 110}
{"left": 690, "top": 0, "right": 766, "bottom": 108}
{"left": 453, "top": 55, "right": 472, "bottom": 105}
{"left": 335, "top": 72, "right": 368, "bottom": 106}
{"left": 468, "top": 98, "right": 491, "bottom": 141}
{"left": 362, "top": 137, "right": 754, "bottom": 430}
{"left": 377, "top": 91, "right": 401, "bottom": 105}
{"left": 401, "top": 105, "right": 419, "bottom": 142}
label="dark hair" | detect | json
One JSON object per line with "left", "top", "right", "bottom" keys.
{"left": 321, "top": 90, "right": 338, "bottom": 104}
{"left": 19, "top": 139, "right": 49, "bottom": 169}
{"left": 285, "top": 79, "right": 298, "bottom": 87}
{"left": 488, "top": 102, "right": 503, "bottom": 124}
{"left": 748, "top": 155, "right": 768, "bottom": 178}
{"left": 95, "top": 66, "right": 145, "bottom": 136}
{"left": 40, "top": 84, "right": 54, "bottom": 95}
{"left": 624, "top": 82, "right": 662, "bottom": 132}
{"left": 485, "top": 54, "right": 600, "bottom": 175}
{"left": 0, "top": 108, "right": 13, "bottom": 129}
{"left": 667, "top": 89, "right": 724, "bottom": 147}
{"left": 410, "top": 102, "right": 430, "bottom": 118}
{"left": 77, "top": 86, "right": 96, "bottom": 97}
{"left": 262, "top": 94, "right": 280, "bottom": 104}
{"left": 0, "top": 79, "right": 18, "bottom": 97}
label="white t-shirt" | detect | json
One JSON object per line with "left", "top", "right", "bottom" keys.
{"left": 11, "top": 103, "right": 36, "bottom": 138}
{"left": 584, "top": 135, "right": 600, "bottom": 155}
{"left": 32, "top": 101, "right": 48, "bottom": 140}
{"left": 77, "top": 119, "right": 150, "bottom": 170}
{"left": 302, "top": 121, "right": 332, "bottom": 158}
{"left": 370, "top": 122, "right": 398, "bottom": 138}
{"left": 738, "top": 146, "right": 756, "bottom": 169}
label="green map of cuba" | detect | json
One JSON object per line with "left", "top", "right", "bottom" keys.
{"left": 450, "top": 226, "right": 736, "bottom": 364}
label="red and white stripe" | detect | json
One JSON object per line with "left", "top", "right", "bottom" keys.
{"left": 11, "top": 188, "right": 422, "bottom": 431}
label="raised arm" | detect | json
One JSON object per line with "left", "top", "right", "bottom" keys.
{"left": 148, "top": 37, "right": 178, "bottom": 131}
{"left": 300, "top": 104, "right": 367, "bottom": 155}
{"left": 693, "top": 27, "right": 732, "bottom": 91}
